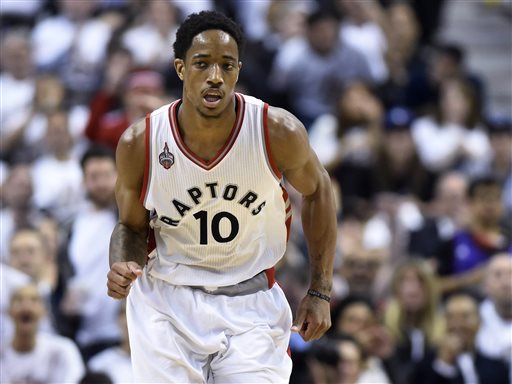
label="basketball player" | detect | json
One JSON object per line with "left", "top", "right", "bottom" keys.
{"left": 107, "top": 11, "right": 337, "bottom": 383}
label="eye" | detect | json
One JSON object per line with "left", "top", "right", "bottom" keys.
{"left": 194, "top": 61, "right": 207, "bottom": 69}
{"left": 224, "top": 63, "right": 235, "bottom": 71}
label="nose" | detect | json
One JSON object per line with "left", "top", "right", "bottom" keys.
{"left": 207, "top": 64, "right": 223, "bottom": 86}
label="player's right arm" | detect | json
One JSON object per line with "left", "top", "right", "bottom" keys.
{"left": 107, "top": 118, "right": 149, "bottom": 299}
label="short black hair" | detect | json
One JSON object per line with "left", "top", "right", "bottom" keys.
{"left": 80, "top": 145, "right": 115, "bottom": 172}
{"left": 467, "top": 176, "right": 501, "bottom": 199}
{"left": 173, "top": 11, "right": 245, "bottom": 60}
{"left": 437, "top": 43, "right": 465, "bottom": 65}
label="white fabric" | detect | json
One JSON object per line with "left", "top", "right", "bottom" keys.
{"left": 88, "top": 347, "right": 133, "bottom": 383}
{"left": 0, "top": 209, "right": 15, "bottom": 263}
{"left": 308, "top": 114, "right": 339, "bottom": 166}
{"left": 457, "top": 353, "right": 479, "bottom": 384}
{"left": 0, "top": 0, "right": 43, "bottom": 15}
{"left": 127, "top": 269, "right": 292, "bottom": 383}
{"left": 0, "top": 73, "right": 35, "bottom": 127}
{"left": 0, "top": 263, "right": 30, "bottom": 350}
{"left": 173, "top": 0, "right": 214, "bottom": 17}
{"left": 31, "top": 155, "right": 83, "bottom": 223}
{"left": 67, "top": 202, "right": 120, "bottom": 347}
{"left": 340, "top": 21, "right": 388, "bottom": 83}
{"left": 476, "top": 299, "right": 512, "bottom": 362}
{"left": 411, "top": 116, "right": 492, "bottom": 172}
{"left": 234, "top": 0, "right": 271, "bottom": 41}
{"left": 122, "top": 24, "right": 177, "bottom": 65}
{"left": 142, "top": 94, "right": 289, "bottom": 287}
{"left": 356, "top": 357, "right": 391, "bottom": 384}
{"left": 0, "top": 333, "right": 85, "bottom": 384}
{"left": 32, "top": 16, "right": 111, "bottom": 67}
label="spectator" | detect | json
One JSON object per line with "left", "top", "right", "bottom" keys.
{"left": 1, "top": 73, "right": 90, "bottom": 163}
{"left": 330, "top": 295, "right": 393, "bottom": 383}
{"left": 337, "top": 0, "right": 389, "bottom": 84}
{"left": 0, "top": 263, "right": 30, "bottom": 351}
{"left": 0, "top": 284, "right": 85, "bottom": 383}
{"left": 437, "top": 176, "right": 511, "bottom": 294}
{"left": 308, "top": 334, "right": 367, "bottom": 384}
{"left": 408, "top": 171, "right": 468, "bottom": 261}
{"left": 412, "top": 77, "right": 492, "bottom": 175}
{"left": 384, "top": 260, "right": 444, "bottom": 383}
{"left": 269, "top": 10, "right": 373, "bottom": 128}
{"left": 309, "top": 82, "right": 383, "bottom": 173}
{"left": 31, "top": 0, "right": 115, "bottom": 103}
{"left": 485, "top": 116, "right": 512, "bottom": 216}
{"left": 373, "top": 106, "right": 433, "bottom": 201}
{"left": 8, "top": 228, "right": 57, "bottom": 299}
{"left": 88, "top": 300, "right": 133, "bottom": 383}
{"left": 0, "top": 29, "right": 35, "bottom": 130}
{"left": 0, "top": 164, "right": 41, "bottom": 261}
{"left": 379, "top": 2, "right": 422, "bottom": 108}
{"left": 31, "top": 109, "right": 84, "bottom": 225}
{"left": 60, "top": 145, "right": 120, "bottom": 361}
{"left": 476, "top": 254, "right": 512, "bottom": 363}
{"left": 405, "top": 43, "right": 484, "bottom": 114}
{"left": 121, "top": 0, "right": 179, "bottom": 69}
{"left": 414, "top": 292, "right": 509, "bottom": 384}
{"left": 85, "top": 68, "right": 166, "bottom": 151}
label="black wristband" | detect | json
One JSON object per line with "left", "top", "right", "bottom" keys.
{"left": 307, "top": 289, "right": 331, "bottom": 303}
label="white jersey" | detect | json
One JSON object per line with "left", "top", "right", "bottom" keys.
{"left": 140, "top": 93, "right": 291, "bottom": 287}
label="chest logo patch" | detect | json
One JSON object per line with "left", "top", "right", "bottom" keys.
{"left": 159, "top": 142, "right": 174, "bottom": 169}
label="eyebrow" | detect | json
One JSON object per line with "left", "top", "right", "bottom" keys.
{"left": 191, "top": 54, "right": 237, "bottom": 61}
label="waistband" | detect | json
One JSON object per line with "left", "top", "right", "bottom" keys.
{"left": 189, "top": 268, "right": 275, "bottom": 297}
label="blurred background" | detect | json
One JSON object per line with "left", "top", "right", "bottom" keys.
{"left": 0, "top": 0, "right": 511, "bottom": 383}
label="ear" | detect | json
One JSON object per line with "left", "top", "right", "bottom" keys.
{"left": 174, "top": 58, "right": 185, "bottom": 81}
{"left": 237, "top": 61, "right": 242, "bottom": 81}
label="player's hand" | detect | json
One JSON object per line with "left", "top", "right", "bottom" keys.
{"left": 107, "top": 261, "right": 143, "bottom": 299}
{"left": 291, "top": 294, "right": 331, "bottom": 341}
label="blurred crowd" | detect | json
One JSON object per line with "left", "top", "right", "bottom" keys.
{"left": 1, "top": 0, "right": 511, "bottom": 383}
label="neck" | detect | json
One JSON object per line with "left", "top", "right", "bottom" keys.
{"left": 54, "top": 150, "right": 71, "bottom": 161}
{"left": 404, "top": 310, "right": 422, "bottom": 327}
{"left": 178, "top": 95, "right": 236, "bottom": 135}
{"left": 12, "top": 332, "right": 36, "bottom": 353}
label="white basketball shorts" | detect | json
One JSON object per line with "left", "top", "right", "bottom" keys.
{"left": 126, "top": 268, "right": 293, "bottom": 383}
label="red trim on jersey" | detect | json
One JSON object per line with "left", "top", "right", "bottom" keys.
{"left": 282, "top": 186, "right": 292, "bottom": 241}
{"left": 146, "top": 228, "right": 156, "bottom": 264}
{"left": 265, "top": 267, "right": 276, "bottom": 289}
{"left": 168, "top": 94, "right": 245, "bottom": 170}
{"left": 139, "top": 113, "right": 151, "bottom": 204}
{"left": 263, "top": 103, "right": 283, "bottom": 180}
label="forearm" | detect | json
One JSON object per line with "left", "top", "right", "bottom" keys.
{"left": 301, "top": 173, "right": 337, "bottom": 293}
{"left": 109, "top": 222, "right": 148, "bottom": 267}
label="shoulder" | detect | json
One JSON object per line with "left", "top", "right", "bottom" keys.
{"left": 38, "top": 333, "right": 81, "bottom": 354}
{"left": 117, "top": 117, "right": 146, "bottom": 152}
{"left": 266, "top": 106, "right": 311, "bottom": 172}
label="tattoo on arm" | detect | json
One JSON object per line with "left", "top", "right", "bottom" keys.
{"left": 309, "top": 266, "right": 333, "bottom": 293}
{"left": 109, "top": 223, "right": 148, "bottom": 267}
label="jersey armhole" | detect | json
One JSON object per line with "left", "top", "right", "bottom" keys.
{"left": 138, "top": 113, "right": 151, "bottom": 204}
{"left": 262, "top": 103, "right": 283, "bottom": 181}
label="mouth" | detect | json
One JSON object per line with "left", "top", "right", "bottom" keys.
{"left": 202, "top": 90, "right": 223, "bottom": 108}
{"left": 18, "top": 312, "right": 35, "bottom": 324}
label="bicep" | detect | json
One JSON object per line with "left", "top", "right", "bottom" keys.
{"left": 284, "top": 151, "right": 326, "bottom": 198}
{"left": 268, "top": 107, "right": 326, "bottom": 197}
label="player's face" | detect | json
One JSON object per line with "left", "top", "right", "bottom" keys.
{"left": 175, "top": 30, "right": 241, "bottom": 118}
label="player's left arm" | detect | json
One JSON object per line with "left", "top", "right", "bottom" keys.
{"left": 267, "top": 106, "right": 337, "bottom": 341}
